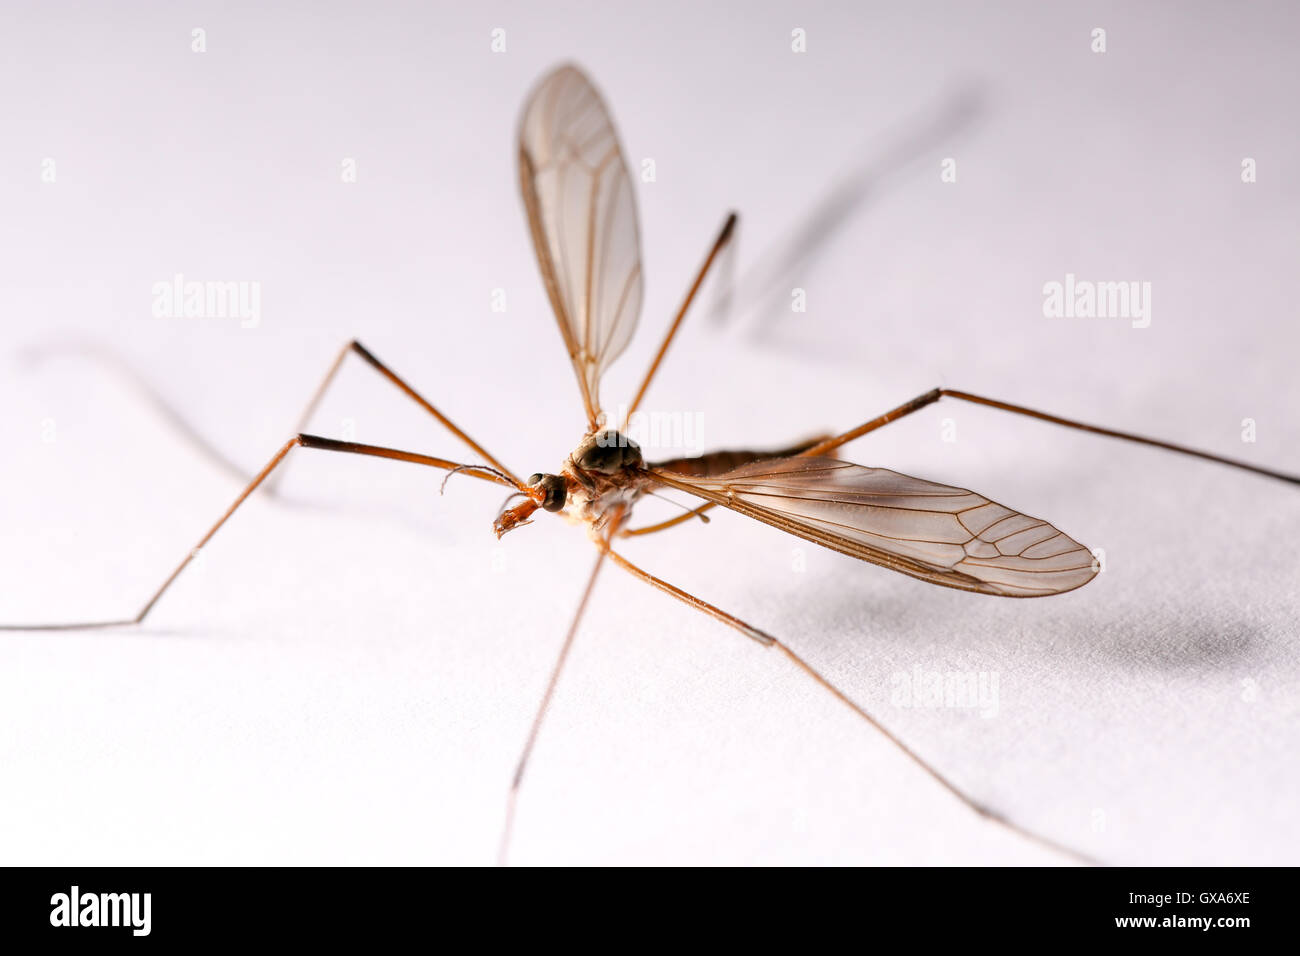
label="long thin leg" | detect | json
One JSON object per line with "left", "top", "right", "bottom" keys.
{"left": 607, "top": 547, "right": 1097, "bottom": 864}
{"left": 0, "top": 434, "right": 515, "bottom": 632}
{"left": 629, "top": 386, "right": 1298, "bottom": 539}
{"left": 604, "top": 548, "right": 772, "bottom": 645}
{"left": 622, "top": 213, "right": 737, "bottom": 427}
{"left": 620, "top": 502, "right": 713, "bottom": 538}
{"left": 769, "top": 640, "right": 1095, "bottom": 863}
{"left": 499, "top": 521, "right": 619, "bottom": 865}
{"left": 806, "top": 387, "right": 1300, "bottom": 485}
{"left": 268, "top": 339, "right": 520, "bottom": 491}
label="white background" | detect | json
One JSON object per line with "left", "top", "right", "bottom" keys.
{"left": 1, "top": 1, "right": 1297, "bottom": 865}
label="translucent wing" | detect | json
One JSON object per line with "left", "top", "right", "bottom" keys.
{"left": 651, "top": 457, "right": 1097, "bottom": 597}
{"left": 518, "top": 64, "right": 644, "bottom": 429}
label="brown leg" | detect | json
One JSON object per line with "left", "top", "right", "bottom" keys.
{"left": 629, "top": 385, "right": 1297, "bottom": 539}
{"left": 622, "top": 213, "right": 737, "bottom": 427}
{"left": 606, "top": 547, "right": 1098, "bottom": 864}
{"left": 619, "top": 503, "right": 713, "bottom": 538}
{"left": 770, "top": 639, "right": 1096, "bottom": 864}
{"left": 805, "top": 388, "right": 1299, "bottom": 485}
{"left": 605, "top": 548, "right": 773, "bottom": 645}
{"left": 0, "top": 434, "right": 516, "bottom": 631}
{"left": 499, "top": 511, "right": 623, "bottom": 865}
{"left": 267, "top": 339, "right": 520, "bottom": 491}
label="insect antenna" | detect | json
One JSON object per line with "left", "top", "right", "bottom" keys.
{"left": 441, "top": 464, "right": 522, "bottom": 496}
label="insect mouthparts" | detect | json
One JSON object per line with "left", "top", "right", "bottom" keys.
{"left": 493, "top": 498, "right": 538, "bottom": 538}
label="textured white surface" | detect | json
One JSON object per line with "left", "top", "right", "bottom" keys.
{"left": 1, "top": 2, "right": 1297, "bottom": 865}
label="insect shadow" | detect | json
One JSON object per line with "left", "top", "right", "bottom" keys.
{"left": 712, "top": 82, "right": 990, "bottom": 344}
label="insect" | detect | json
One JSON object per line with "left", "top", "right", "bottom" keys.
{"left": 6, "top": 63, "right": 1296, "bottom": 864}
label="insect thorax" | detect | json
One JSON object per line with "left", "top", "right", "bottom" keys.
{"left": 560, "top": 430, "right": 648, "bottom": 530}
{"left": 569, "top": 430, "right": 643, "bottom": 473}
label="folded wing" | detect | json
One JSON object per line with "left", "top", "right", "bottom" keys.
{"left": 651, "top": 456, "right": 1097, "bottom": 597}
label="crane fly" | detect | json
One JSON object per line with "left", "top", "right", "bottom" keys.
{"left": 7, "top": 63, "right": 1298, "bottom": 865}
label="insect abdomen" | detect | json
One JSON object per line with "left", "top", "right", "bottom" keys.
{"left": 651, "top": 435, "right": 832, "bottom": 477}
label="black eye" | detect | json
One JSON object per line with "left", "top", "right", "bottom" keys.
{"left": 538, "top": 474, "right": 567, "bottom": 512}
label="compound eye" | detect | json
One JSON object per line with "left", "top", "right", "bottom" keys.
{"left": 527, "top": 473, "right": 544, "bottom": 485}
{"left": 538, "top": 474, "right": 567, "bottom": 512}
